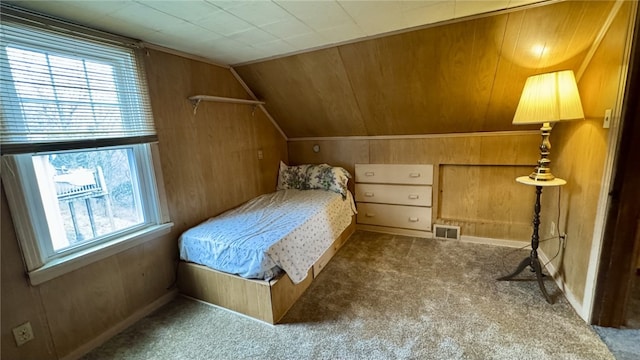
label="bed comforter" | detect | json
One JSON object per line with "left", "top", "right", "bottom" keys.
{"left": 178, "top": 189, "right": 356, "bottom": 284}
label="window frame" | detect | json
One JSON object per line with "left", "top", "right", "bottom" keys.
{"left": 24, "top": 145, "right": 162, "bottom": 259}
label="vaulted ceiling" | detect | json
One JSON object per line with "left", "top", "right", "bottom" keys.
{"left": 235, "top": 0, "right": 616, "bottom": 138}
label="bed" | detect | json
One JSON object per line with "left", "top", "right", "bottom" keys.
{"left": 177, "top": 163, "right": 356, "bottom": 324}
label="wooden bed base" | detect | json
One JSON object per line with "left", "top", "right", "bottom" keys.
{"left": 177, "top": 216, "right": 355, "bottom": 324}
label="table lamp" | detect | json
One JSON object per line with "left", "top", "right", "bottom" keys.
{"left": 512, "top": 70, "right": 584, "bottom": 181}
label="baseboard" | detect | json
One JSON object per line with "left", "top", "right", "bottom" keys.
{"left": 61, "top": 289, "right": 178, "bottom": 360}
{"left": 460, "top": 235, "right": 530, "bottom": 249}
{"left": 356, "top": 224, "right": 433, "bottom": 238}
{"left": 538, "top": 250, "right": 586, "bottom": 320}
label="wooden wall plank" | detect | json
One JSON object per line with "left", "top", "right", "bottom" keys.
{"left": 1, "top": 190, "right": 56, "bottom": 360}
{"left": 439, "top": 164, "right": 535, "bottom": 240}
{"left": 338, "top": 15, "right": 507, "bottom": 135}
{"left": 578, "top": 3, "right": 632, "bottom": 120}
{"left": 38, "top": 255, "right": 129, "bottom": 355}
{"left": 234, "top": 48, "right": 367, "bottom": 138}
{"left": 288, "top": 139, "right": 369, "bottom": 193}
{"left": 32, "top": 233, "right": 176, "bottom": 358}
{"left": 116, "top": 234, "right": 177, "bottom": 312}
{"left": 542, "top": 120, "right": 609, "bottom": 306}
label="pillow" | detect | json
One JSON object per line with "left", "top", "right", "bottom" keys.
{"left": 305, "top": 163, "right": 351, "bottom": 198}
{"left": 276, "top": 161, "right": 310, "bottom": 190}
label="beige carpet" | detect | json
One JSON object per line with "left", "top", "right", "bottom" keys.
{"left": 83, "top": 231, "right": 615, "bottom": 359}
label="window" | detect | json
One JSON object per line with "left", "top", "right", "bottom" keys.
{"left": 1, "top": 10, "right": 171, "bottom": 285}
{"left": 5, "top": 45, "right": 126, "bottom": 142}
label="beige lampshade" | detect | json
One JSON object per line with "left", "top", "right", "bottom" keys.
{"left": 513, "top": 70, "right": 584, "bottom": 125}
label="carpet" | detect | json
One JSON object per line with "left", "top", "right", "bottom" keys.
{"left": 83, "top": 231, "right": 616, "bottom": 359}
{"left": 624, "top": 273, "right": 640, "bottom": 329}
{"left": 593, "top": 273, "right": 640, "bottom": 360}
{"left": 594, "top": 327, "right": 640, "bottom": 360}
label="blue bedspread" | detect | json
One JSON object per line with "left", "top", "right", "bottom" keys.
{"left": 178, "top": 189, "right": 355, "bottom": 284}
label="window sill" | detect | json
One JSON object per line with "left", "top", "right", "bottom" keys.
{"left": 28, "top": 223, "right": 174, "bottom": 286}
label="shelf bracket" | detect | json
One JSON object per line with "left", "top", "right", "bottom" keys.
{"left": 187, "top": 95, "right": 265, "bottom": 115}
{"left": 190, "top": 98, "right": 202, "bottom": 115}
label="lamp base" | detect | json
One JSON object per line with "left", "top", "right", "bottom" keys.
{"left": 530, "top": 122, "right": 555, "bottom": 181}
{"left": 529, "top": 168, "right": 555, "bottom": 181}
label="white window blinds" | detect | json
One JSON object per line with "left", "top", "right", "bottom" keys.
{"left": 0, "top": 14, "right": 156, "bottom": 154}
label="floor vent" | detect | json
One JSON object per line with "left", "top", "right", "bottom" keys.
{"left": 433, "top": 225, "right": 460, "bottom": 240}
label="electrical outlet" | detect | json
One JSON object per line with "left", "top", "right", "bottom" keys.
{"left": 12, "top": 322, "right": 34, "bottom": 346}
{"left": 603, "top": 109, "right": 612, "bottom": 129}
{"left": 257, "top": 150, "right": 263, "bottom": 160}
{"left": 550, "top": 221, "right": 556, "bottom": 236}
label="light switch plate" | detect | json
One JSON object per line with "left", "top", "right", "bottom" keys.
{"left": 603, "top": 109, "right": 612, "bottom": 129}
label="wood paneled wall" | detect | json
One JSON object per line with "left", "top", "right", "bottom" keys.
{"left": 236, "top": 1, "right": 614, "bottom": 138}
{"left": 145, "top": 49, "right": 287, "bottom": 237}
{"left": 539, "top": 1, "right": 634, "bottom": 307}
{"left": 439, "top": 164, "right": 535, "bottom": 240}
{"left": 1, "top": 189, "right": 56, "bottom": 360}
{"left": 1, "top": 49, "right": 287, "bottom": 359}
{"left": 289, "top": 132, "right": 540, "bottom": 241}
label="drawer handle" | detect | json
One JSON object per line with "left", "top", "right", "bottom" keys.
{"left": 365, "top": 171, "right": 375, "bottom": 176}
{"left": 364, "top": 192, "right": 374, "bottom": 197}
{"left": 409, "top": 217, "right": 419, "bottom": 222}
{"left": 409, "top": 172, "right": 421, "bottom": 178}
{"left": 408, "top": 194, "right": 419, "bottom": 199}
{"left": 365, "top": 213, "right": 376, "bottom": 217}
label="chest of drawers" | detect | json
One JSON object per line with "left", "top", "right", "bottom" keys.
{"left": 354, "top": 164, "right": 433, "bottom": 237}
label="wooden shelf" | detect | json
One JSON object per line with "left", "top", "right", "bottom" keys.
{"left": 188, "top": 95, "right": 265, "bottom": 114}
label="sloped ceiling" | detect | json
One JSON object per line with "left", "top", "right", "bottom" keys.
{"left": 235, "top": 1, "right": 615, "bottom": 138}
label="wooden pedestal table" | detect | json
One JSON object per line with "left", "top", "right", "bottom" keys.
{"left": 498, "top": 176, "right": 566, "bottom": 304}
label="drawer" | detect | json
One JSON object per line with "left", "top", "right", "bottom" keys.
{"left": 355, "top": 183, "right": 432, "bottom": 206}
{"left": 313, "top": 233, "right": 349, "bottom": 277}
{"left": 313, "top": 243, "right": 336, "bottom": 278}
{"left": 356, "top": 203, "right": 432, "bottom": 231}
{"left": 355, "top": 164, "right": 433, "bottom": 185}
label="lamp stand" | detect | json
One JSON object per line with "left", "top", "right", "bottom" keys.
{"left": 530, "top": 122, "right": 555, "bottom": 181}
{"left": 498, "top": 176, "right": 566, "bottom": 304}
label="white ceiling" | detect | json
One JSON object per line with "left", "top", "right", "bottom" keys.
{"left": 8, "top": 0, "right": 548, "bottom": 66}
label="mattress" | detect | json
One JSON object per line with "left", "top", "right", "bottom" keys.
{"left": 178, "top": 189, "right": 356, "bottom": 284}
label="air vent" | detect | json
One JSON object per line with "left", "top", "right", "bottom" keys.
{"left": 433, "top": 224, "right": 460, "bottom": 240}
